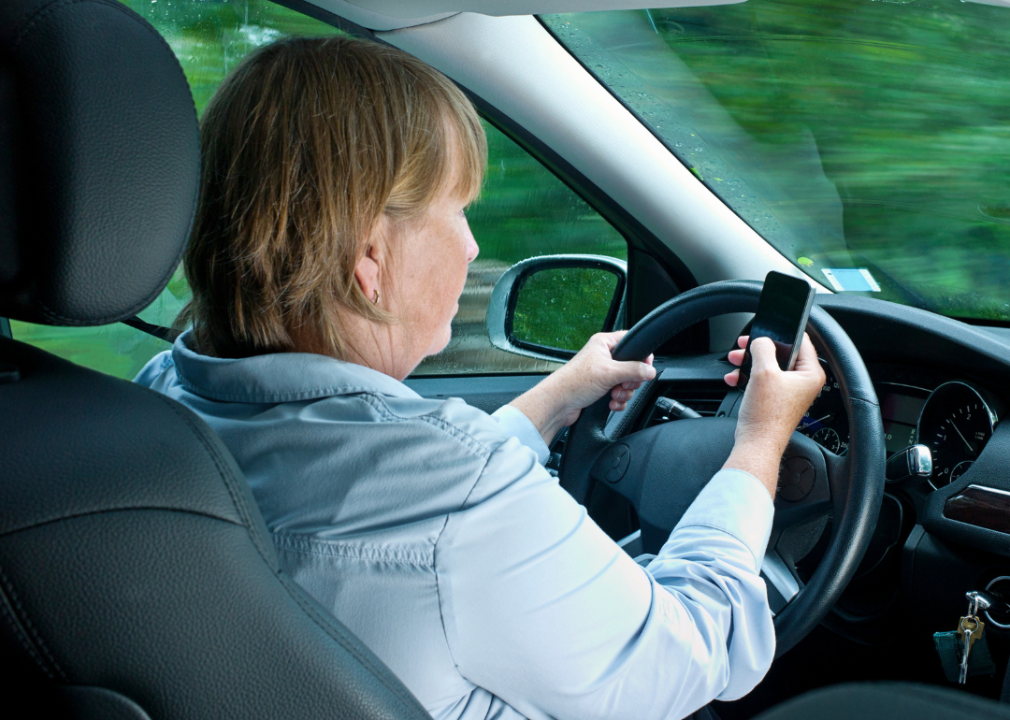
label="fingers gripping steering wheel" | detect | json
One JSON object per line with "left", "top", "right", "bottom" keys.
{"left": 558, "top": 280, "right": 885, "bottom": 657}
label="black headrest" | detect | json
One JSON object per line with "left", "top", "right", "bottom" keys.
{"left": 0, "top": 0, "right": 199, "bottom": 326}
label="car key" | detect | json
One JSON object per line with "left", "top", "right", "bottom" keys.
{"left": 958, "top": 591, "right": 991, "bottom": 683}
{"left": 958, "top": 614, "right": 982, "bottom": 684}
{"left": 934, "top": 590, "right": 997, "bottom": 684}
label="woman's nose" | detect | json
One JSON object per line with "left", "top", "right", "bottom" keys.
{"left": 464, "top": 227, "right": 479, "bottom": 264}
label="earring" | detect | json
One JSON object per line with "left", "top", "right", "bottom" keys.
{"left": 373, "top": 289, "right": 380, "bottom": 305}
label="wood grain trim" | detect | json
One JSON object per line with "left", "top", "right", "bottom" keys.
{"left": 944, "top": 484, "right": 1010, "bottom": 534}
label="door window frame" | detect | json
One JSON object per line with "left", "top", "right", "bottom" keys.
{"left": 5, "top": 1, "right": 709, "bottom": 370}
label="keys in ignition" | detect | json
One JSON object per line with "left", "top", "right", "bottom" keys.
{"left": 958, "top": 616, "right": 982, "bottom": 684}
{"left": 967, "top": 590, "right": 992, "bottom": 618}
{"left": 958, "top": 591, "right": 992, "bottom": 684}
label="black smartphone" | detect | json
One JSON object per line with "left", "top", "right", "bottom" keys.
{"left": 738, "top": 271, "right": 817, "bottom": 389}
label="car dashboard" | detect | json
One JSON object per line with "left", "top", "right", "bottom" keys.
{"left": 600, "top": 293, "right": 1010, "bottom": 699}
{"left": 648, "top": 359, "right": 1004, "bottom": 492}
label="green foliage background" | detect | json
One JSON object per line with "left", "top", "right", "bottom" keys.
{"left": 512, "top": 268, "right": 619, "bottom": 352}
{"left": 546, "top": 0, "right": 1010, "bottom": 319}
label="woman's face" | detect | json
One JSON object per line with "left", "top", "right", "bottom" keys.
{"left": 388, "top": 175, "right": 479, "bottom": 373}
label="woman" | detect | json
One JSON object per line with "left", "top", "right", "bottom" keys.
{"left": 136, "top": 36, "right": 824, "bottom": 720}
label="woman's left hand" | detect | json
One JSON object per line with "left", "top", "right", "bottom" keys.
{"left": 509, "top": 331, "right": 655, "bottom": 445}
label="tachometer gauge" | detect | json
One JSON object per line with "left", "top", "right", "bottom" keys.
{"left": 916, "top": 381, "right": 998, "bottom": 490}
{"left": 950, "top": 460, "right": 974, "bottom": 482}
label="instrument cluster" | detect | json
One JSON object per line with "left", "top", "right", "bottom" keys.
{"left": 796, "top": 360, "right": 849, "bottom": 455}
{"left": 797, "top": 363, "right": 1003, "bottom": 490}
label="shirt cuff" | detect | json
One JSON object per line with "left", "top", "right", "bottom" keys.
{"left": 672, "top": 468, "right": 775, "bottom": 568}
{"left": 491, "top": 404, "right": 551, "bottom": 466}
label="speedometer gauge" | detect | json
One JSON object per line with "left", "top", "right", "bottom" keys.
{"left": 812, "top": 427, "right": 843, "bottom": 453}
{"left": 916, "top": 381, "right": 998, "bottom": 490}
{"left": 797, "top": 360, "right": 849, "bottom": 454}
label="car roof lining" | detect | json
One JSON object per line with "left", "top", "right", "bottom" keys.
{"left": 304, "top": 0, "right": 745, "bottom": 31}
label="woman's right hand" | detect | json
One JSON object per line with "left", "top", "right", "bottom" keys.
{"left": 508, "top": 331, "right": 655, "bottom": 446}
{"left": 722, "top": 334, "right": 826, "bottom": 497}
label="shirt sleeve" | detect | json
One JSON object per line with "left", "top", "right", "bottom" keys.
{"left": 644, "top": 468, "right": 775, "bottom": 702}
{"left": 491, "top": 404, "right": 550, "bottom": 465}
{"left": 435, "top": 440, "right": 775, "bottom": 720}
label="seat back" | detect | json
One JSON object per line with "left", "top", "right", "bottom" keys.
{"left": 0, "top": 2, "right": 430, "bottom": 718}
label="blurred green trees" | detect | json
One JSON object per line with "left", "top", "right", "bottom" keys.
{"left": 512, "top": 267, "right": 620, "bottom": 353}
{"left": 547, "top": 0, "right": 1010, "bottom": 318}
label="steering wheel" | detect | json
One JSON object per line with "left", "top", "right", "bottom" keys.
{"left": 559, "top": 280, "right": 885, "bottom": 656}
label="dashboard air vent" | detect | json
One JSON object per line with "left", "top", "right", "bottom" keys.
{"left": 666, "top": 388, "right": 727, "bottom": 417}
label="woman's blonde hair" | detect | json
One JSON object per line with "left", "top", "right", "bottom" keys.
{"left": 181, "top": 36, "right": 486, "bottom": 359}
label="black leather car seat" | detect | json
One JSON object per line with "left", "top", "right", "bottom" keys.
{"left": 0, "top": 1, "right": 430, "bottom": 718}
{"left": 752, "top": 682, "right": 1010, "bottom": 720}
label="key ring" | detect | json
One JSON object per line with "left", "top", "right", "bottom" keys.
{"left": 967, "top": 590, "right": 991, "bottom": 619}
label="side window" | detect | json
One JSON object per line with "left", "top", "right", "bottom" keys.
{"left": 414, "top": 123, "right": 627, "bottom": 375}
{"left": 9, "top": 0, "right": 343, "bottom": 380}
{"left": 9, "top": 0, "right": 629, "bottom": 379}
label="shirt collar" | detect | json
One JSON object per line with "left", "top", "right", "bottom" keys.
{"left": 170, "top": 330, "right": 418, "bottom": 404}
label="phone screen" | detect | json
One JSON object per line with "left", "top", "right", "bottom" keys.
{"left": 738, "top": 271, "right": 817, "bottom": 389}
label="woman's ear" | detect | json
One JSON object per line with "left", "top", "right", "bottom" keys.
{"left": 354, "top": 216, "right": 388, "bottom": 305}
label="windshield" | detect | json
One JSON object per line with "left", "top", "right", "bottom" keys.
{"left": 542, "top": 2, "right": 1010, "bottom": 321}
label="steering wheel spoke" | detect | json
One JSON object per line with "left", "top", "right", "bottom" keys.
{"left": 761, "top": 549, "right": 802, "bottom": 615}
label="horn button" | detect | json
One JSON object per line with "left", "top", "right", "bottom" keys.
{"left": 589, "top": 417, "right": 829, "bottom": 553}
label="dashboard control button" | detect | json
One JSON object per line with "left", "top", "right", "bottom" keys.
{"left": 600, "top": 444, "right": 630, "bottom": 484}
{"left": 779, "top": 456, "right": 816, "bottom": 502}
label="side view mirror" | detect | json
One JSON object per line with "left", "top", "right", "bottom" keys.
{"left": 487, "top": 254, "right": 627, "bottom": 361}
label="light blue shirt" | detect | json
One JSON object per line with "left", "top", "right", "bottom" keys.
{"left": 135, "top": 332, "right": 776, "bottom": 720}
